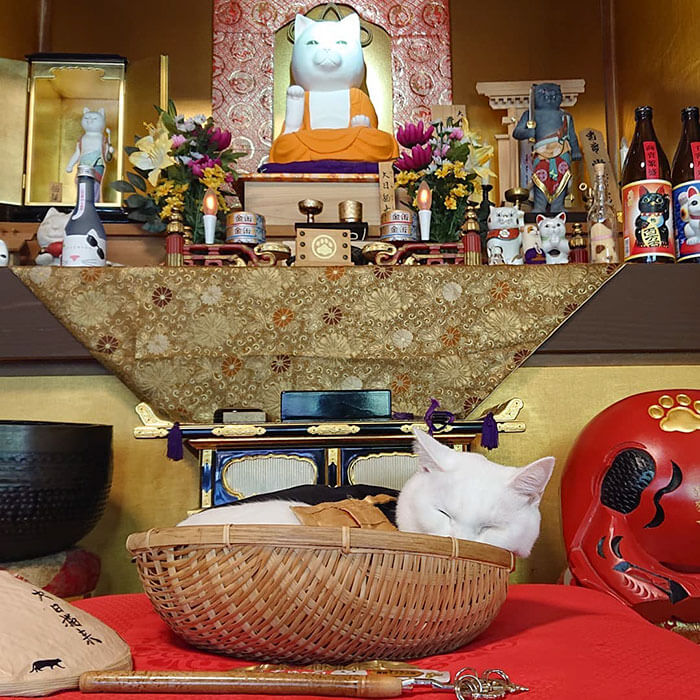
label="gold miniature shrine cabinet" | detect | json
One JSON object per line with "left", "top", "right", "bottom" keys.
{"left": 476, "top": 79, "right": 586, "bottom": 206}
{"left": 0, "top": 53, "right": 167, "bottom": 208}
{"left": 133, "top": 400, "right": 526, "bottom": 510}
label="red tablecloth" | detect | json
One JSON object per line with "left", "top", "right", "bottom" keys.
{"left": 5, "top": 584, "right": 699, "bottom": 699}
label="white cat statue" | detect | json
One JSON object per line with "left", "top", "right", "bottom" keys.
{"left": 537, "top": 212, "right": 570, "bottom": 264}
{"left": 0, "top": 240, "right": 8, "bottom": 267}
{"left": 66, "top": 108, "right": 113, "bottom": 201}
{"left": 179, "top": 428, "right": 554, "bottom": 558}
{"left": 268, "top": 12, "right": 398, "bottom": 163}
{"left": 35, "top": 207, "right": 70, "bottom": 266}
{"left": 486, "top": 206, "right": 524, "bottom": 265}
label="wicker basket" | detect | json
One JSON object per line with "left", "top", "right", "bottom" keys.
{"left": 127, "top": 525, "right": 514, "bottom": 664}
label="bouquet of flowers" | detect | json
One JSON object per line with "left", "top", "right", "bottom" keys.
{"left": 112, "top": 100, "right": 243, "bottom": 242}
{"left": 394, "top": 117, "right": 494, "bottom": 242}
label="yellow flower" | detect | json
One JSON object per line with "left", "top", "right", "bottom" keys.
{"left": 451, "top": 184, "right": 470, "bottom": 198}
{"left": 435, "top": 162, "right": 453, "bottom": 179}
{"left": 153, "top": 179, "right": 175, "bottom": 200}
{"left": 395, "top": 171, "right": 420, "bottom": 187}
{"left": 200, "top": 164, "right": 227, "bottom": 191}
{"left": 444, "top": 195, "right": 457, "bottom": 210}
{"left": 129, "top": 117, "right": 176, "bottom": 187}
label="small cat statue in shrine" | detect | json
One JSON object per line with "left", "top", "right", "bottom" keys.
{"left": 0, "top": 240, "right": 8, "bottom": 266}
{"left": 35, "top": 207, "right": 70, "bottom": 266}
{"left": 66, "top": 108, "right": 113, "bottom": 201}
{"left": 537, "top": 212, "right": 570, "bottom": 264}
{"left": 179, "top": 428, "right": 555, "bottom": 558}
{"left": 268, "top": 12, "right": 398, "bottom": 164}
{"left": 486, "top": 206, "right": 524, "bottom": 265}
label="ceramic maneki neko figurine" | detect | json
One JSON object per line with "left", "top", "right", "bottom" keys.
{"left": 267, "top": 12, "right": 398, "bottom": 172}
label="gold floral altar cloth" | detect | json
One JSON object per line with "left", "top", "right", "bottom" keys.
{"left": 13, "top": 265, "right": 617, "bottom": 423}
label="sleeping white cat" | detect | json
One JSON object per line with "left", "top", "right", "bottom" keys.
{"left": 179, "top": 429, "right": 554, "bottom": 558}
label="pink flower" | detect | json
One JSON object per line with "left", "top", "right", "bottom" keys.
{"left": 449, "top": 127, "right": 464, "bottom": 140}
{"left": 396, "top": 121, "right": 434, "bottom": 148}
{"left": 208, "top": 127, "right": 232, "bottom": 151}
{"left": 395, "top": 143, "right": 433, "bottom": 171}
{"left": 171, "top": 134, "right": 186, "bottom": 148}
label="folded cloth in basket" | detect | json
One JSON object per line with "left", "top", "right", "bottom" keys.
{"left": 291, "top": 494, "right": 397, "bottom": 530}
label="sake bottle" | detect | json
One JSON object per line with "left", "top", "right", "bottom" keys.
{"left": 671, "top": 106, "right": 700, "bottom": 263}
{"left": 61, "top": 166, "right": 107, "bottom": 267}
{"left": 621, "top": 106, "right": 675, "bottom": 263}
{"left": 587, "top": 162, "right": 619, "bottom": 263}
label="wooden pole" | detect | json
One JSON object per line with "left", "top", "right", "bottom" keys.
{"left": 601, "top": 0, "right": 620, "bottom": 179}
{"left": 37, "top": 0, "right": 52, "bottom": 52}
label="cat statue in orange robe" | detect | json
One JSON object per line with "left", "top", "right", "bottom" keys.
{"left": 269, "top": 12, "right": 398, "bottom": 164}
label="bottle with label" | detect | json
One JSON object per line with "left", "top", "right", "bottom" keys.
{"left": 61, "top": 166, "right": 107, "bottom": 267}
{"left": 671, "top": 106, "right": 700, "bottom": 263}
{"left": 621, "top": 106, "right": 675, "bottom": 263}
{"left": 587, "top": 162, "right": 619, "bottom": 263}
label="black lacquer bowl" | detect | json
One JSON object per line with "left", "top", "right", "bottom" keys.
{"left": 0, "top": 421, "right": 112, "bottom": 561}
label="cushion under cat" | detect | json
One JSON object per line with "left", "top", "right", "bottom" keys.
{"left": 267, "top": 13, "right": 398, "bottom": 168}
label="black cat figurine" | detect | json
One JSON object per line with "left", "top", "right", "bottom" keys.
{"left": 634, "top": 186, "right": 670, "bottom": 247}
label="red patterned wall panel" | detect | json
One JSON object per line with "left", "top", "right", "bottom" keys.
{"left": 212, "top": 1, "right": 452, "bottom": 172}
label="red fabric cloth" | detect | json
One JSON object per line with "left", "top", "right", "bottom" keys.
{"left": 2, "top": 584, "right": 698, "bottom": 699}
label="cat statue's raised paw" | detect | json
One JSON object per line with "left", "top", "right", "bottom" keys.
{"left": 178, "top": 429, "right": 554, "bottom": 558}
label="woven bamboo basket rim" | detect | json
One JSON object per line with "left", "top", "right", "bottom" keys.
{"left": 126, "top": 525, "right": 515, "bottom": 571}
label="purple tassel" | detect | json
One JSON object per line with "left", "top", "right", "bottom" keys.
{"left": 424, "top": 398, "right": 455, "bottom": 436}
{"left": 480, "top": 412, "right": 499, "bottom": 450}
{"left": 167, "top": 422, "right": 184, "bottom": 461}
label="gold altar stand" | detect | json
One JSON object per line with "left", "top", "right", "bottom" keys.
{"left": 12, "top": 265, "right": 617, "bottom": 423}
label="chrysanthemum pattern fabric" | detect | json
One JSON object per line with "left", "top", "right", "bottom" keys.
{"left": 14, "top": 265, "right": 616, "bottom": 423}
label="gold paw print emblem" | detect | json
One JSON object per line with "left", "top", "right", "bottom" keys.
{"left": 312, "top": 235, "right": 337, "bottom": 260}
{"left": 648, "top": 393, "right": 700, "bottom": 433}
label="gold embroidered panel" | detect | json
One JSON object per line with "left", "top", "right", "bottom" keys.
{"left": 13, "top": 265, "right": 616, "bottom": 423}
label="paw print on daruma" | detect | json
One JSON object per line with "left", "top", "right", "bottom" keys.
{"left": 647, "top": 393, "right": 700, "bottom": 433}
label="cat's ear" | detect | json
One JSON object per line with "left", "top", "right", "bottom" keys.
{"left": 339, "top": 12, "right": 361, "bottom": 40}
{"left": 556, "top": 212, "right": 566, "bottom": 222}
{"left": 412, "top": 428, "right": 454, "bottom": 472}
{"left": 98, "top": 107, "right": 105, "bottom": 117}
{"left": 83, "top": 107, "right": 89, "bottom": 114}
{"left": 294, "top": 13, "right": 313, "bottom": 39}
{"left": 509, "top": 457, "right": 555, "bottom": 504}
{"left": 640, "top": 186, "right": 649, "bottom": 195}
{"left": 536, "top": 214, "right": 544, "bottom": 224}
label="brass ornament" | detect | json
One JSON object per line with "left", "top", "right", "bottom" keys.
{"left": 307, "top": 424, "right": 360, "bottom": 436}
{"left": 212, "top": 425, "right": 267, "bottom": 437}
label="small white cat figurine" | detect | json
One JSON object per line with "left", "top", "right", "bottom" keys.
{"left": 35, "top": 207, "right": 70, "bottom": 266}
{"left": 0, "top": 239, "right": 8, "bottom": 267}
{"left": 66, "top": 107, "right": 113, "bottom": 201}
{"left": 486, "top": 205, "right": 524, "bottom": 265}
{"left": 179, "top": 429, "right": 554, "bottom": 558}
{"left": 537, "top": 212, "right": 570, "bottom": 264}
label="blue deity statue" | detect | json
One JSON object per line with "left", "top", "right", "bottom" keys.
{"left": 513, "top": 83, "right": 581, "bottom": 213}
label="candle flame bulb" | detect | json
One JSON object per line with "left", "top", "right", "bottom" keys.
{"left": 202, "top": 188, "right": 219, "bottom": 216}
{"left": 202, "top": 188, "right": 219, "bottom": 244}
{"left": 417, "top": 181, "right": 432, "bottom": 210}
